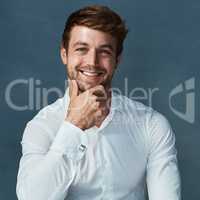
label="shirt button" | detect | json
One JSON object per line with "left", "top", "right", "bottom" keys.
{"left": 78, "top": 144, "right": 87, "bottom": 152}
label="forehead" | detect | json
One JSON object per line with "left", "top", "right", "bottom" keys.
{"left": 69, "top": 26, "right": 117, "bottom": 49}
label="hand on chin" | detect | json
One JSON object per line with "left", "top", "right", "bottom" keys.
{"left": 77, "top": 80, "right": 102, "bottom": 93}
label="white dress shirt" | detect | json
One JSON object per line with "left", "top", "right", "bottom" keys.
{"left": 16, "top": 88, "right": 181, "bottom": 200}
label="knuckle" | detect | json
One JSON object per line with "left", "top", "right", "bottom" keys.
{"left": 94, "top": 101, "right": 100, "bottom": 109}
{"left": 93, "top": 95, "right": 98, "bottom": 100}
{"left": 88, "top": 95, "right": 96, "bottom": 104}
{"left": 99, "top": 110, "right": 103, "bottom": 115}
{"left": 95, "top": 110, "right": 101, "bottom": 117}
{"left": 98, "top": 85, "right": 104, "bottom": 90}
{"left": 96, "top": 102, "right": 100, "bottom": 107}
{"left": 88, "top": 89, "right": 93, "bottom": 95}
{"left": 91, "top": 102, "right": 96, "bottom": 109}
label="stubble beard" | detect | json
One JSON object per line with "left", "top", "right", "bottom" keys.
{"left": 67, "top": 65, "right": 114, "bottom": 94}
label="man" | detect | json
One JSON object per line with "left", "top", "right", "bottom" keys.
{"left": 16, "top": 5, "right": 181, "bottom": 200}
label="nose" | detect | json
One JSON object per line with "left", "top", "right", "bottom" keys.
{"left": 85, "top": 49, "right": 99, "bottom": 66}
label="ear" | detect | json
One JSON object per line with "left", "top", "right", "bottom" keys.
{"left": 60, "top": 46, "right": 68, "bottom": 65}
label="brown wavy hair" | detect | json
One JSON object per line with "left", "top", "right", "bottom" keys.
{"left": 62, "top": 5, "right": 128, "bottom": 56}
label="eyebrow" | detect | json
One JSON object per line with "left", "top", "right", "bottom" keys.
{"left": 99, "top": 44, "right": 114, "bottom": 52}
{"left": 73, "top": 41, "right": 114, "bottom": 52}
{"left": 73, "top": 42, "right": 88, "bottom": 48}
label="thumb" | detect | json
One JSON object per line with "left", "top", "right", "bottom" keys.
{"left": 69, "top": 79, "right": 79, "bottom": 99}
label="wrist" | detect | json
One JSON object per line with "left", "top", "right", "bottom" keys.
{"left": 65, "top": 116, "right": 85, "bottom": 130}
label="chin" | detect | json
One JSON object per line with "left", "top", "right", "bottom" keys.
{"left": 77, "top": 81, "right": 95, "bottom": 92}
{"left": 76, "top": 78, "right": 111, "bottom": 92}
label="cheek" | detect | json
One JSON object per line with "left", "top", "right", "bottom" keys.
{"left": 68, "top": 55, "right": 83, "bottom": 69}
{"left": 101, "top": 58, "right": 116, "bottom": 74}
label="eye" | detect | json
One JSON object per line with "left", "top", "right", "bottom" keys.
{"left": 75, "top": 47, "right": 87, "bottom": 52}
{"left": 99, "top": 49, "right": 112, "bottom": 56}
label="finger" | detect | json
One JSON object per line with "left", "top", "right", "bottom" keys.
{"left": 95, "top": 109, "right": 103, "bottom": 117}
{"left": 89, "top": 85, "right": 107, "bottom": 99}
{"left": 90, "top": 94, "right": 107, "bottom": 103}
{"left": 69, "top": 79, "right": 79, "bottom": 99}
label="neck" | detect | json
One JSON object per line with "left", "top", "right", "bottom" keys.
{"left": 95, "top": 87, "right": 112, "bottom": 128}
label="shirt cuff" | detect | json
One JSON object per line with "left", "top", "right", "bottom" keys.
{"left": 50, "top": 121, "right": 88, "bottom": 161}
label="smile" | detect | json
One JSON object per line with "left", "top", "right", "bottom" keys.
{"left": 79, "top": 70, "right": 104, "bottom": 77}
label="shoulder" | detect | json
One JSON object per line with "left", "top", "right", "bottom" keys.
{"left": 22, "top": 97, "right": 66, "bottom": 147}
{"left": 117, "top": 94, "right": 172, "bottom": 135}
{"left": 32, "top": 97, "right": 65, "bottom": 124}
{"left": 118, "top": 95, "right": 175, "bottom": 152}
{"left": 116, "top": 94, "right": 154, "bottom": 122}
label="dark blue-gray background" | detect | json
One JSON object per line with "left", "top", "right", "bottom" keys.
{"left": 1, "top": 0, "right": 200, "bottom": 199}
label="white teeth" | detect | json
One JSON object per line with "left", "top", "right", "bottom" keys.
{"left": 82, "top": 71, "right": 99, "bottom": 76}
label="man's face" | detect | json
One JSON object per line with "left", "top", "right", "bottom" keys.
{"left": 61, "top": 26, "right": 120, "bottom": 92}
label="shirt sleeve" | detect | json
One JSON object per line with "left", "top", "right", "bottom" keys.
{"left": 146, "top": 111, "right": 181, "bottom": 200}
{"left": 16, "top": 120, "right": 88, "bottom": 200}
